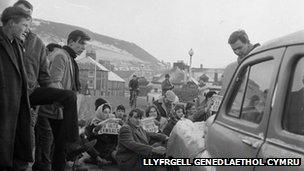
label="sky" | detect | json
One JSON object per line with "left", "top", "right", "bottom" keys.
{"left": 1, "top": 0, "right": 304, "bottom": 68}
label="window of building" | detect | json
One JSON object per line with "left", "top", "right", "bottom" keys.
{"left": 283, "top": 58, "right": 304, "bottom": 135}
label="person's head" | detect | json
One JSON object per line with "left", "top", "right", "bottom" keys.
{"left": 228, "top": 30, "right": 252, "bottom": 59}
{"left": 115, "top": 104, "right": 126, "bottom": 119}
{"left": 128, "top": 108, "right": 144, "bottom": 127}
{"left": 165, "top": 74, "right": 170, "bottom": 80}
{"left": 205, "top": 91, "right": 216, "bottom": 100}
{"left": 185, "top": 102, "right": 196, "bottom": 119}
{"left": 67, "top": 30, "right": 90, "bottom": 55}
{"left": 249, "top": 95, "right": 260, "bottom": 107}
{"left": 96, "top": 103, "right": 112, "bottom": 120}
{"left": 173, "top": 104, "right": 185, "bottom": 119}
{"left": 132, "top": 75, "right": 137, "bottom": 80}
{"left": 1, "top": 6, "right": 31, "bottom": 41}
{"left": 95, "top": 98, "right": 107, "bottom": 111}
{"left": 164, "top": 90, "right": 177, "bottom": 105}
{"left": 46, "top": 43, "right": 61, "bottom": 56}
{"left": 13, "top": 0, "right": 33, "bottom": 15}
{"left": 145, "top": 105, "right": 161, "bottom": 120}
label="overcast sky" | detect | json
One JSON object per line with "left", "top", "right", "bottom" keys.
{"left": 2, "top": 0, "right": 304, "bottom": 68}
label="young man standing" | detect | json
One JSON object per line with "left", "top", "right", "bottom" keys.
{"left": 220, "top": 30, "right": 260, "bottom": 95}
{"left": 35, "top": 30, "right": 91, "bottom": 171}
{"left": 0, "top": 6, "right": 32, "bottom": 170}
{"left": 129, "top": 75, "right": 139, "bottom": 109}
{"left": 161, "top": 74, "right": 174, "bottom": 96}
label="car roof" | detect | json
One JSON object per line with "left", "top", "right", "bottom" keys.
{"left": 250, "top": 30, "right": 304, "bottom": 55}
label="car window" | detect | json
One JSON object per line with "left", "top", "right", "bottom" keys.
{"left": 283, "top": 58, "right": 304, "bottom": 135}
{"left": 240, "top": 60, "right": 274, "bottom": 124}
{"left": 227, "top": 60, "right": 274, "bottom": 123}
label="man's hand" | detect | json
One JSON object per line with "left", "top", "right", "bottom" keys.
{"left": 152, "top": 146, "right": 166, "bottom": 155}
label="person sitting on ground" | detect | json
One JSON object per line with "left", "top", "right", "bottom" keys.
{"left": 114, "top": 104, "right": 127, "bottom": 124}
{"left": 86, "top": 103, "right": 121, "bottom": 165}
{"left": 145, "top": 105, "right": 168, "bottom": 133}
{"left": 116, "top": 108, "right": 168, "bottom": 171}
{"left": 193, "top": 91, "right": 215, "bottom": 122}
{"left": 163, "top": 104, "right": 185, "bottom": 136}
{"left": 185, "top": 101, "right": 197, "bottom": 121}
{"left": 153, "top": 90, "right": 178, "bottom": 118}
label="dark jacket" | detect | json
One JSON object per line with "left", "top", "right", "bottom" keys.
{"left": 129, "top": 79, "right": 139, "bottom": 91}
{"left": 116, "top": 121, "right": 167, "bottom": 171}
{"left": 23, "top": 31, "right": 52, "bottom": 95}
{"left": 162, "top": 117, "right": 178, "bottom": 136}
{"left": 161, "top": 79, "right": 174, "bottom": 95}
{"left": 153, "top": 98, "right": 171, "bottom": 118}
{"left": 0, "top": 28, "right": 32, "bottom": 167}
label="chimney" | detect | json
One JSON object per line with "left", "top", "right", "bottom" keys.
{"left": 200, "top": 64, "right": 203, "bottom": 68}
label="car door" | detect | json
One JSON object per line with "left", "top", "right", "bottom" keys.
{"left": 256, "top": 45, "right": 304, "bottom": 171}
{"left": 205, "top": 47, "right": 285, "bottom": 171}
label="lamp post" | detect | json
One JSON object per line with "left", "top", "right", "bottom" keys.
{"left": 188, "top": 48, "right": 194, "bottom": 80}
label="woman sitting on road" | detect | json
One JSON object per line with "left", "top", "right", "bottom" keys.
{"left": 116, "top": 108, "right": 168, "bottom": 171}
{"left": 162, "top": 104, "right": 185, "bottom": 136}
{"left": 145, "top": 105, "right": 168, "bottom": 133}
{"left": 85, "top": 103, "right": 122, "bottom": 165}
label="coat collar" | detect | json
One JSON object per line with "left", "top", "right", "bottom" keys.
{"left": 0, "top": 27, "right": 22, "bottom": 75}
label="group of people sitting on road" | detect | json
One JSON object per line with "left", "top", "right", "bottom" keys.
{"left": 76, "top": 87, "right": 217, "bottom": 171}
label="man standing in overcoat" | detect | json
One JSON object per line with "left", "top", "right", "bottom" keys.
{"left": 0, "top": 6, "right": 32, "bottom": 170}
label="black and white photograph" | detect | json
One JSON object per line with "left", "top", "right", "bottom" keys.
{"left": 0, "top": 0, "right": 304, "bottom": 170}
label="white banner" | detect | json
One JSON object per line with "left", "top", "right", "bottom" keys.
{"left": 98, "top": 121, "right": 121, "bottom": 135}
{"left": 141, "top": 117, "right": 159, "bottom": 133}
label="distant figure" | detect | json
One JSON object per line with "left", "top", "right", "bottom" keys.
{"left": 161, "top": 74, "right": 174, "bottom": 96}
{"left": 129, "top": 75, "right": 139, "bottom": 109}
{"left": 220, "top": 30, "right": 260, "bottom": 95}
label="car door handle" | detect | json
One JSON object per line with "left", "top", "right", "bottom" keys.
{"left": 242, "top": 139, "right": 253, "bottom": 146}
{"left": 242, "top": 139, "right": 261, "bottom": 149}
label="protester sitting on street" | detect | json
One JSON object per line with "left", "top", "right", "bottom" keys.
{"left": 153, "top": 90, "right": 178, "bottom": 118}
{"left": 85, "top": 104, "right": 121, "bottom": 165}
{"left": 114, "top": 104, "right": 127, "bottom": 124}
{"left": 163, "top": 104, "right": 185, "bottom": 136}
{"left": 185, "top": 101, "right": 197, "bottom": 121}
{"left": 145, "top": 105, "right": 168, "bottom": 133}
{"left": 116, "top": 108, "right": 168, "bottom": 171}
{"left": 193, "top": 91, "right": 215, "bottom": 122}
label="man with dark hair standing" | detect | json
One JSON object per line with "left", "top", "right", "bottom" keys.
{"left": 220, "top": 30, "right": 260, "bottom": 95}
{"left": 0, "top": 6, "right": 32, "bottom": 170}
{"left": 129, "top": 75, "right": 139, "bottom": 109}
{"left": 34, "top": 29, "right": 91, "bottom": 171}
{"left": 161, "top": 73, "right": 174, "bottom": 96}
{"left": 12, "top": 1, "right": 95, "bottom": 170}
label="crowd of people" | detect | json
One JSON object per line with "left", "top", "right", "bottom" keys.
{"left": 0, "top": 0, "right": 262, "bottom": 171}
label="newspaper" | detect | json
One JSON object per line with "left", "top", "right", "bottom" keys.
{"left": 98, "top": 120, "right": 121, "bottom": 135}
{"left": 141, "top": 117, "right": 159, "bottom": 133}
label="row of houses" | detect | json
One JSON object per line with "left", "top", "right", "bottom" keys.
{"left": 76, "top": 57, "right": 126, "bottom": 97}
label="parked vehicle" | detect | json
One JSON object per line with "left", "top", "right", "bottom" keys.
{"left": 168, "top": 30, "right": 304, "bottom": 171}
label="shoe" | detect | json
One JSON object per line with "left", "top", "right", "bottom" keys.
{"left": 66, "top": 139, "right": 97, "bottom": 161}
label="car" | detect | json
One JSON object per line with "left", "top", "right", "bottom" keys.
{"left": 168, "top": 30, "right": 304, "bottom": 171}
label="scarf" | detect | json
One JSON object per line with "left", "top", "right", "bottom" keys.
{"left": 62, "top": 45, "right": 81, "bottom": 91}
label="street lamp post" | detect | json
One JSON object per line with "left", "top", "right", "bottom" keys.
{"left": 188, "top": 48, "right": 194, "bottom": 80}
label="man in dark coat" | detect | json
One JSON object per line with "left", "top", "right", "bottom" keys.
{"left": 129, "top": 75, "right": 139, "bottom": 108}
{"left": 0, "top": 6, "right": 32, "bottom": 170}
{"left": 161, "top": 74, "right": 174, "bottom": 96}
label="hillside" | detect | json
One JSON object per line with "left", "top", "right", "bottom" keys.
{"left": 30, "top": 18, "right": 161, "bottom": 64}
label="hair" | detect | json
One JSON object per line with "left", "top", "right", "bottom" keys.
{"left": 67, "top": 30, "right": 90, "bottom": 44}
{"left": 145, "top": 105, "right": 161, "bottom": 121}
{"left": 228, "top": 30, "right": 250, "bottom": 44}
{"left": 95, "top": 98, "right": 107, "bottom": 111}
{"left": 116, "top": 104, "right": 125, "bottom": 112}
{"left": 205, "top": 91, "right": 216, "bottom": 100}
{"left": 13, "top": 0, "right": 33, "bottom": 11}
{"left": 102, "top": 104, "right": 111, "bottom": 111}
{"left": 1, "top": 6, "right": 31, "bottom": 25}
{"left": 46, "top": 43, "right": 62, "bottom": 52}
{"left": 174, "top": 104, "right": 185, "bottom": 115}
{"left": 129, "top": 108, "right": 144, "bottom": 119}
{"left": 165, "top": 74, "right": 170, "bottom": 78}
